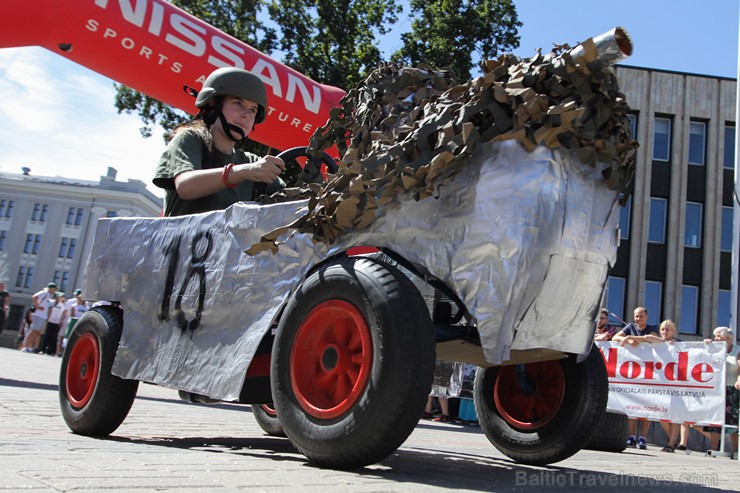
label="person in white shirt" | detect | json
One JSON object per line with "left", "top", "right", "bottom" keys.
{"left": 60, "top": 289, "right": 88, "bottom": 354}
{"left": 41, "top": 292, "right": 67, "bottom": 355}
{"left": 24, "top": 282, "right": 57, "bottom": 353}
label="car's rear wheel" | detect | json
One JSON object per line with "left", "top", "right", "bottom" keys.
{"left": 272, "top": 256, "right": 435, "bottom": 469}
{"left": 474, "top": 344, "right": 607, "bottom": 465}
{"left": 59, "top": 306, "right": 139, "bottom": 436}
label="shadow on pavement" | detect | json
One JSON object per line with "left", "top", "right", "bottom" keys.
{"left": 0, "top": 377, "right": 57, "bottom": 392}
{"left": 93, "top": 431, "right": 727, "bottom": 492}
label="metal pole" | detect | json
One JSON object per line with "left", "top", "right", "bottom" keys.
{"left": 734, "top": 12, "right": 740, "bottom": 461}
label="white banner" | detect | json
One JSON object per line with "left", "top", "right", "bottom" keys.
{"left": 596, "top": 342, "right": 727, "bottom": 425}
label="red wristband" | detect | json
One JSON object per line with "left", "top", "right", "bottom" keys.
{"left": 222, "top": 162, "right": 237, "bottom": 188}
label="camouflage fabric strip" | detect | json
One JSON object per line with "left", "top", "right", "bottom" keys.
{"left": 246, "top": 38, "right": 637, "bottom": 255}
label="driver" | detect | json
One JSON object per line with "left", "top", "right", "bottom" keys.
{"left": 153, "top": 67, "right": 285, "bottom": 216}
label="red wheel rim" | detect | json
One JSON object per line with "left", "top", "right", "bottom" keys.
{"left": 493, "top": 361, "right": 565, "bottom": 431}
{"left": 261, "top": 403, "right": 278, "bottom": 417}
{"left": 290, "top": 300, "right": 373, "bottom": 419}
{"left": 65, "top": 332, "right": 101, "bottom": 409}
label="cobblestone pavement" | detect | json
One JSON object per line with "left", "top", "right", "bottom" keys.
{"left": 1, "top": 347, "right": 738, "bottom": 492}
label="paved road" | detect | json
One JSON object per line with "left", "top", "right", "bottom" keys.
{"left": 1, "top": 347, "right": 738, "bottom": 492}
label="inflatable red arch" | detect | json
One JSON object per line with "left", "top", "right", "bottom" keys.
{"left": 0, "top": 0, "right": 347, "bottom": 151}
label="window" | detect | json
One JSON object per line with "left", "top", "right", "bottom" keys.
{"left": 627, "top": 113, "right": 638, "bottom": 140}
{"left": 725, "top": 125, "right": 736, "bottom": 169}
{"left": 605, "top": 276, "right": 626, "bottom": 325}
{"left": 24, "top": 267, "right": 34, "bottom": 289}
{"left": 59, "top": 238, "right": 69, "bottom": 258}
{"left": 31, "top": 203, "right": 49, "bottom": 222}
{"left": 653, "top": 117, "right": 671, "bottom": 161}
{"left": 15, "top": 266, "right": 33, "bottom": 289}
{"left": 58, "top": 237, "right": 77, "bottom": 258}
{"left": 645, "top": 281, "right": 662, "bottom": 323}
{"left": 718, "top": 289, "right": 731, "bottom": 327}
{"left": 5, "top": 200, "right": 13, "bottom": 218}
{"left": 53, "top": 271, "right": 70, "bottom": 291}
{"left": 722, "top": 207, "right": 733, "bottom": 252}
{"left": 684, "top": 202, "right": 702, "bottom": 248}
{"left": 0, "top": 200, "right": 13, "bottom": 218}
{"left": 680, "top": 285, "right": 699, "bottom": 334}
{"left": 31, "top": 203, "right": 48, "bottom": 222}
{"left": 106, "top": 211, "right": 118, "bottom": 218}
{"left": 688, "top": 121, "right": 706, "bottom": 165}
{"left": 32, "top": 234, "right": 41, "bottom": 255}
{"left": 60, "top": 272, "right": 69, "bottom": 292}
{"left": 0, "top": 200, "right": 5, "bottom": 217}
{"left": 67, "top": 207, "right": 84, "bottom": 226}
{"left": 619, "top": 195, "right": 631, "bottom": 240}
{"left": 25, "top": 234, "right": 42, "bottom": 255}
{"left": 23, "top": 234, "right": 33, "bottom": 254}
{"left": 0, "top": 230, "right": 6, "bottom": 250}
{"left": 648, "top": 198, "right": 667, "bottom": 243}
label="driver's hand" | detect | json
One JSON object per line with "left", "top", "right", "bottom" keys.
{"left": 238, "top": 156, "right": 285, "bottom": 184}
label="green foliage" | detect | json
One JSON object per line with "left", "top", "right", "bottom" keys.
{"left": 267, "top": 0, "right": 402, "bottom": 90}
{"left": 113, "top": 0, "right": 521, "bottom": 149}
{"left": 391, "top": 0, "right": 521, "bottom": 82}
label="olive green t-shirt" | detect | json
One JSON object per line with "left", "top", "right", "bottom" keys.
{"left": 152, "top": 129, "right": 260, "bottom": 217}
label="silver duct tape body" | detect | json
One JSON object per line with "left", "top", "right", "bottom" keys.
{"left": 84, "top": 140, "right": 620, "bottom": 401}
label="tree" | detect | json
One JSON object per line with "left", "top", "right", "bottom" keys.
{"left": 114, "top": 0, "right": 521, "bottom": 146}
{"left": 392, "top": 0, "right": 521, "bottom": 82}
{"left": 267, "top": 0, "right": 402, "bottom": 91}
{"left": 114, "top": 0, "right": 277, "bottom": 140}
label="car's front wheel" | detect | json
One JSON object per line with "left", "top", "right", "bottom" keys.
{"left": 271, "top": 256, "right": 435, "bottom": 469}
{"left": 59, "top": 306, "right": 139, "bottom": 436}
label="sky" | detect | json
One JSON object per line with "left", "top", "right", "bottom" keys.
{"left": 0, "top": 0, "right": 738, "bottom": 199}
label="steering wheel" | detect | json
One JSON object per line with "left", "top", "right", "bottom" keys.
{"left": 253, "top": 146, "right": 339, "bottom": 199}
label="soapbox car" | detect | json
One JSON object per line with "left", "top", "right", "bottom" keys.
{"left": 59, "top": 28, "right": 634, "bottom": 469}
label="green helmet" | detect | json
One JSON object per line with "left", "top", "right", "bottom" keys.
{"left": 195, "top": 67, "right": 267, "bottom": 123}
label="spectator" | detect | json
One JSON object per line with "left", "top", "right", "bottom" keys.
{"left": 59, "top": 288, "right": 88, "bottom": 354}
{"left": 613, "top": 306, "right": 660, "bottom": 449}
{"left": 0, "top": 281, "right": 9, "bottom": 335}
{"left": 25, "top": 282, "right": 58, "bottom": 353}
{"left": 701, "top": 327, "right": 740, "bottom": 454}
{"left": 645, "top": 320, "right": 690, "bottom": 453}
{"left": 594, "top": 308, "right": 620, "bottom": 341}
{"left": 153, "top": 66, "right": 285, "bottom": 217}
{"left": 422, "top": 360, "right": 463, "bottom": 423}
{"left": 41, "top": 292, "right": 67, "bottom": 356}
{"left": 16, "top": 307, "right": 34, "bottom": 351}
{"left": 423, "top": 395, "right": 451, "bottom": 422}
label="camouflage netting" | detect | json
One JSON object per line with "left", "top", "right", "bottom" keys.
{"left": 246, "top": 36, "right": 637, "bottom": 255}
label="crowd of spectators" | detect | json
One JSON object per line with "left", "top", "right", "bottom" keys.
{"left": 595, "top": 305, "right": 740, "bottom": 455}
{"left": 17, "top": 282, "right": 88, "bottom": 356}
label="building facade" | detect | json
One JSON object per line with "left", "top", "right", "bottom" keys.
{"left": 0, "top": 167, "right": 162, "bottom": 332}
{"left": 607, "top": 65, "right": 736, "bottom": 339}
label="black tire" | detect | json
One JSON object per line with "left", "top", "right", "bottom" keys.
{"left": 474, "top": 344, "right": 607, "bottom": 465}
{"left": 272, "top": 256, "right": 435, "bottom": 469}
{"left": 252, "top": 403, "right": 286, "bottom": 437}
{"left": 584, "top": 409, "right": 629, "bottom": 453}
{"left": 59, "top": 306, "right": 139, "bottom": 436}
